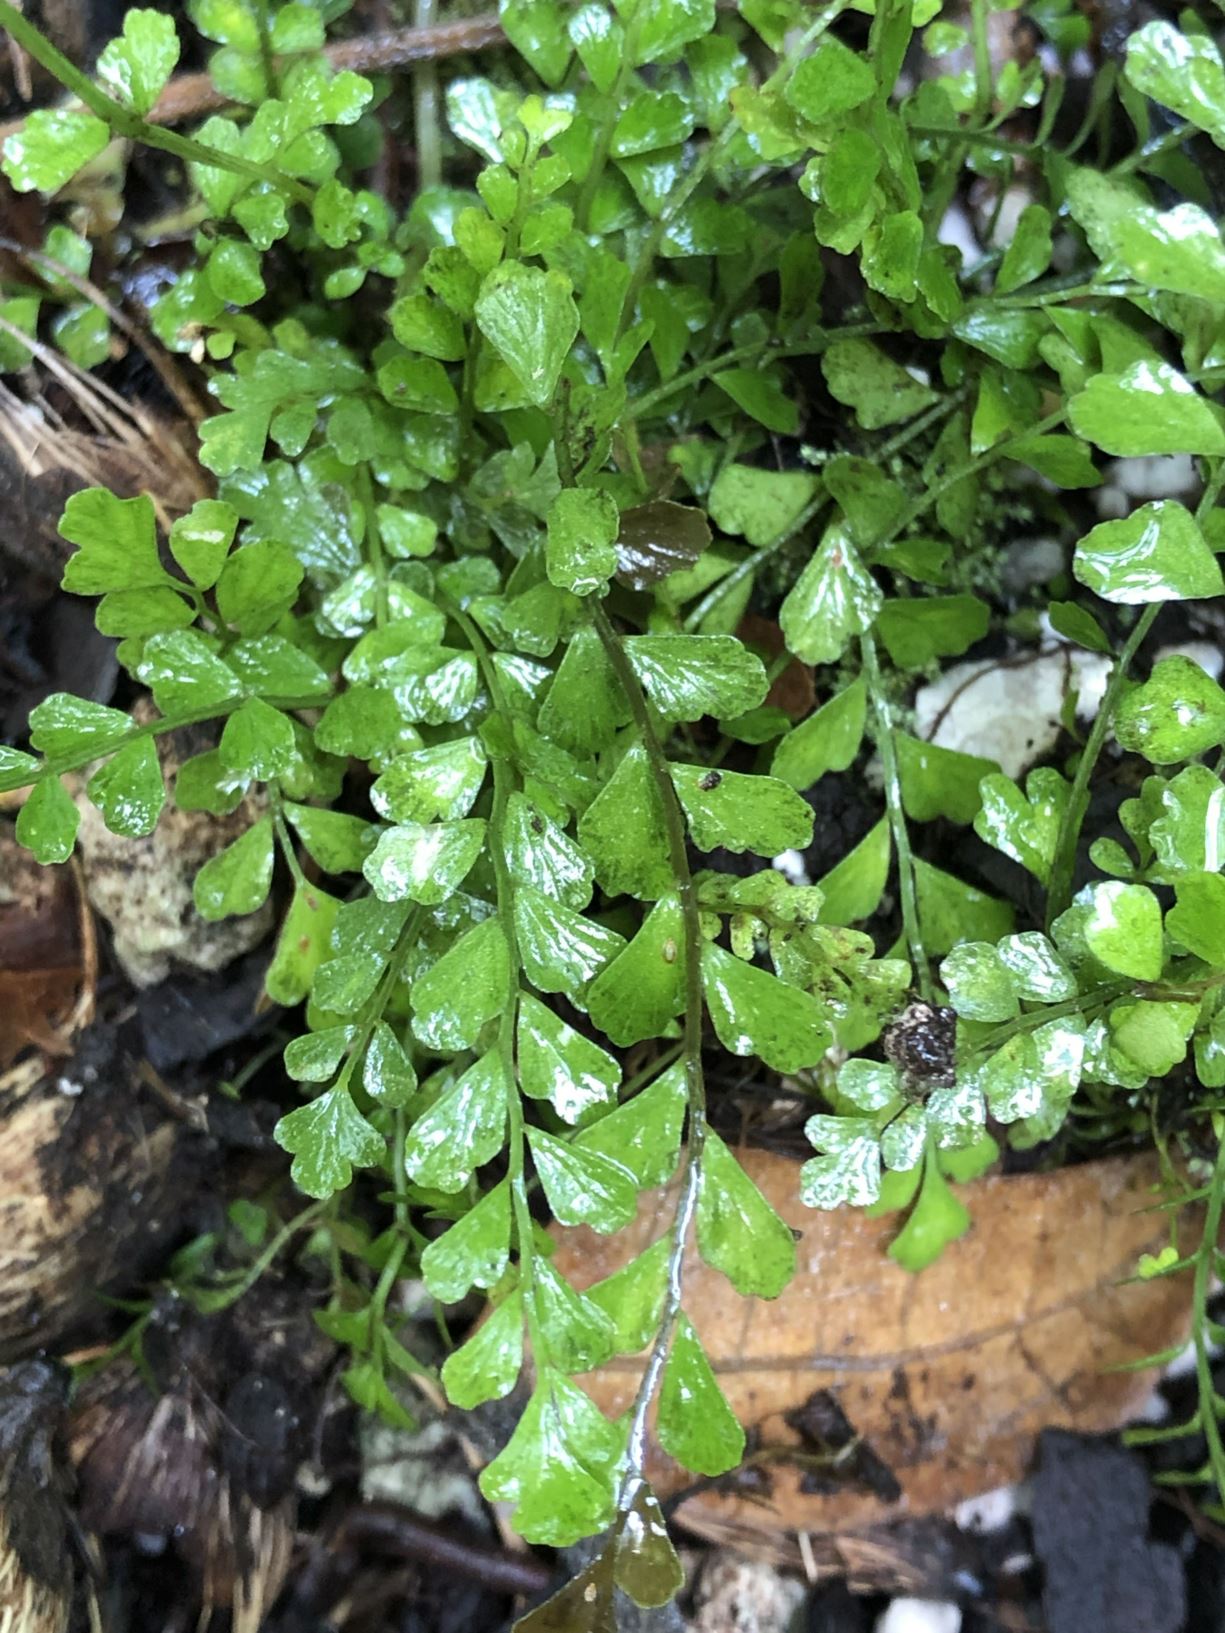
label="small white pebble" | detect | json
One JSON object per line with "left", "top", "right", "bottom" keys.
{"left": 1154, "top": 641, "right": 1224, "bottom": 682}
{"left": 1107, "top": 455, "right": 1198, "bottom": 499}
{"left": 1165, "top": 1339, "right": 1203, "bottom": 1382}
{"left": 954, "top": 1483, "right": 1017, "bottom": 1533}
{"left": 1094, "top": 484, "right": 1130, "bottom": 521}
{"left": 1132, "top": 1385, "right": 1171, "bottom": 1426}
{"left": 772, "top": 849, "right": 810, "bottom": 887}
{"left": 875, "top": 1598, "right": 961, "bottom": 1633}
{"left": 913, "top": 648, "right": 1112, "bottom": 780}
{"left": 1002, "top": 535, "right": 1064, "bottom": 593}
{"left": 937, "top": 205, "right": 978, "bottom": 266}
{"left": 988, "top": 185, "right": 1032, "bottom": 250}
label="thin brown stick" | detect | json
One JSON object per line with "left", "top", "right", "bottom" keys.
{"left": 0, "top": 15, "right": 506, "bottom": 143}
{"left": 0, "top": 235, "right": 209, "bottom": 424}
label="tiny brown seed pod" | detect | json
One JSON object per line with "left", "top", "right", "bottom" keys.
{"left": 0, "top": 1360, "right": 74, "bottom": 1633}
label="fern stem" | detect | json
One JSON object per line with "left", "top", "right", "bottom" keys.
{"left": 1044, "top": 602, "right": 1159, "bottom": 928}
{"left": 861, "top": 630, "right": 931, "bottom": 1001}
{"left": 448, "top": 605, "right": 543, "bottom": 1353}
{"left": 0, "top": 0, "right": 314, "bottom": 204}
{"left": 1193, "top": 1137, "right": 1225, "bottom": 1507}
{"left": 411, "top": 0, "right": 442, "bottom": 192}
{"left": 589, "top": 600, "right": 706, "bottom": 1493}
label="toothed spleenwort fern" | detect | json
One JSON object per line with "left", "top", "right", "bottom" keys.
{"left": 6, "top": 0, "right": 1225, "bottom": 1610}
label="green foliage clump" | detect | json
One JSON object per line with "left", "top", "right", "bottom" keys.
{"left": 6, "top": 0, "right": 1225, "bottom": 1600}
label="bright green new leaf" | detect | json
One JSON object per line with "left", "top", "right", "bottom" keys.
{"left": 372, "top": 739, "right": 487, "bottom": 824}
{"left": 1048, "top": 601, "right": 1112, "bottom": 652}
{"left": 411, "top": 918, "right": 509, "bottom": 1051}
{"left": 896, "top": 734, "right": 997, "bottom": 825}
{"left": 815, "top": 817, "right": 891, "bottom": 924}
{"left": 518, "top": 993, "right": 620, "bottom": 1124}
{"left": 1069, "top": 364, "right": 1225, "bottom": 457}
{"left": 28, "top": 694, "right": 131, "bottom": 760}
{"left": 1110, "top": 1000, "right": 1196, "bottom": 1077}
{"left": 996, "top": 203, "right": 1053, "bottom": 292}
{"left": 514, "top": 885, "right": 626, "bottom": 995}
{"left": 363, "top": 818, "right": 486, "bottom": 904}
{"left": 939, "top": 942, "right": 1018, "bottom": 1022}
{"left": 266, "top": 883, "right": 340, "bottom": 1006}
{"left": 504, "top": 792, "right": 593, "bottom": 909}
{"left": 421, "top": 1180, "right": 511, "bottom": 1303}
{"left": 478, "top": 1370, "right": 622, "bottom": 1547}
{"left": 1082, "top": 881, "right": 1163, "bottom": 979}
{"left": 822, "top": 339, "right": 939, "bottom": 430}
{"left": 532, "top": 1258, "right": 616, "bottom": 1373}
{"left": 702, "top": 943, "right": 832, "bottom": 1074}
{"left": 15, "top": 775, "right": 80, "bottom": 864}
{"left": 474, "top": 261, "right": 579, "bottom": 407}
{"left": 1066, "top": 168, "right": 1225, "bottom": 302}
{"left": 546, "top": 488, "right": 619, "bottom": 597}
{"left": 362, "top": 1021, "right": 417, "bottom": 1107}
{"left": 634, "top": 0, "right": 715, "bottom": 63}
{"left": 887, "top": 1148, "right": 971, "bottom": 1272}
{"left": 169, "top": 499, "right": 238, "bottom": 589}
{"left": 1149, "top": 765, "right": 1225, "bottom": 874}
{"left": 86, "top": 737, "right": 165, "bottom": 837}
{"left": 1074, "top": 502, "right": 1224, "bottom": 604}
{"left": 539, "top": 629, "right": 627, "bottom": 752}
{"left": 1125, "top": 20, "right": 1225, "bottom": 149}
{"left": 657, "top": 1314, "right": 744, "bottom": 1476}
{"left": 137, "top": 631, "right": 240, "bottom": 716}
{"left": 697, "top": 1129, "right": 796, "bottom": 1298}
{"left": 219, "top": 697, "right": 296, "bottom": 781}
{"left": 96, "top": 8, "right": 180, "bottom": 114}
{"left": 529, "top": 1127, "right": 637, "bottom": 1232}
{"left": 611, "top": 91, "right": 694, "bottom": 157}
{"left": 671, "top": 764, "right": 813, "bottom": 855}
{"left": 275, "top": 1084, "right": 385, "bottom": 1199}
{"left": 59, "top": 489, "right": 164, "bottom": 594}
{"left": 1115, "top": 657, "right": 1225, "bottom": 764}
{"left": 193, "top": 815, "right": 275, "bottom": 920}
{"left": 578, "top": 744, "right": 672, "bottom": 901}
{"left": 283, "top": 1025, "right": 356, "bottom": 1083}
{"left": 0, "top": 745, "right": 39, "bottom": 793}
{"left": 586, "top": 897, "right": 685, "bottom": 1046}
{"left": 441, "top": 1291, "right": 523, "bottom": 1407}
{"left": 2, "top": 109, "right": 110, "bottom": 194}
{"left": 915, "top": 858, "right": 1014, "bottom": 954}
{"left": 625, "top": 634, "right": 768, "bottom": 722}
{"left": 577, "top": 1063, "right": 687, "bottom": 1191}
{"left": 712, "top": 367, "right": 798, "bottom": 435}
{"left": 1166, "top": 873, "right": 1225, "bottom": 965}
{"left": 779, "top": 525, "right": 882, "bottom": 665}
{"left": 403, "top": 1050, "right": 508, "bottom": 1192}
{"left": 785, "top": 37, "right": 875, "bottom": 121}
{"left": 215, "top": 539, "right": 304, "bottom": 635}
{"left": 707, "top": 464, "right": 820, "bottom": 548}
{"left": 283, "top": 803, "right": 376, "bottom": 874}
{"left": 771, "top": 680, "right": 866, "bottom": 792}
{"left": 875, "top": 596, "right": 989, "bottom": 669}
{"left": 974, "top": 769, "right": 1070, "bottom": 883}
{"left": 586, "top": 1235, "right": 671, "bottom": 1356}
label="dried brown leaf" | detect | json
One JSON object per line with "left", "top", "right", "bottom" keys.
{"left": 551, "top": 1151, "right": 1192, "bottom": 1548}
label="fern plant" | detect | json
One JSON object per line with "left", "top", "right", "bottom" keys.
{"left": 5, "top": 0, "right": 1225, "bottom": 1614}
